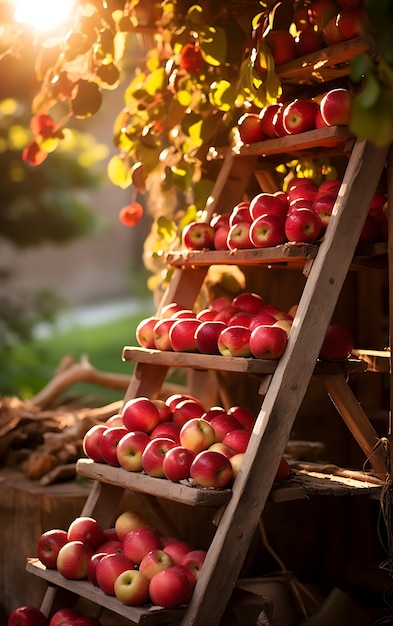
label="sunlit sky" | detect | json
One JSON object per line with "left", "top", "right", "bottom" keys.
{"left": 13, "top": 0, "right": 75, "bottom": 32}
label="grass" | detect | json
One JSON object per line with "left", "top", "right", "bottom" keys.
{"left": 4, "top": 305, "right": 155, "bottom": 405}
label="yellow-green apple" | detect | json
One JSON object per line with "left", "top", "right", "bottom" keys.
{"left": 172, "top": 398, "right": 205, "bottom": 428}
{"left": 163, "top": 540, "right": 193, "bottom": 565}
{"left": 153, "top": 318, "right": 176, "bottom": 351}
{"left": 141, "top": 437, "right": 177, "bottom": 477}
{"left": 319, "top": 324, "right": 353, "bottom": 360}
{"left": 179, "top": 549, "right": 207, "bottom": 583}
{"left": 36, "top": 529, "right": 68, "bottom": 569}
{"left": 8, "top": 606, "right": 48, "bottom": 626}
{"left": 135, "top": 316, "right": 160, "bottom": 349}
{"left": 222, "top": 429, "right": 251, "bottom": 454}
{"left": 210, "top": 413, "right": 242, "bottom": 442}
{"left": 250, "top": 214, "right": 286, "bottom": 248}
{"left": 208, "top": 442, "right": 235, "bottom": 458}
{"left": 229, "top": 452, "right": 245, "bottom": 478}
{"left": 229, "top": 202, "right": 252, "bottom": 226}
{"left": 260, "top": 103, "right": 281, "bottom": 138}
{"left": 358, "top": 214, "right": 379, "bottom": 244}
{"left": 150, "top": 421, "right": 181, "bottom": 443}
{"left": 226, "top": 222, "right": 253, "bottom": 250}
{"left": 248, "top": 310, "right": 277, "bottom": 330}
{"left": 284, "top": 207, "right": 323, "bottom": 243}
{"left": 196, "top": 308, "right": 217, "bottom": 321}
{"left": 116, "top": 430, "right": 151, "bottom": 471}
{"left": 262, "top": 29, "right": 296, "bottom": 66}
{"left": 311, "top": 193, "right": 336, "bottom": 228}
{"left": 49, "top": 608, "right": 83, "bottom": 626}
{"left": 275, "top": 457, "right": 291, "bottom": 482}
{"left": 115, "top": 510, "right": 149, "bottom": 542}
{"left": 95, "top": 552, "right": 135, "bottom": 595}
{"left": 179, "top": 418, "right": 216, "bottom": 454}
{"left": 294, "top": 26, "right": 323, "bottom": 56}
{"left": 149, "top": 565, "right": 193, "bottom": 609}
{"left": 307, "top": 0, "right": 338, "bottom": 28}
{"left": 228, "top": 311, "right": 253, "bottom": 328}
{"left": 336, "top": 6, "right": 370, "bottom": 40}
{"left": 162, "top": 445, "right": 195, "bottom": 482}
{"left": 190, "top": 450, "right": 233, "bottom": 488}
{"left": 114, "top": 569, "right": 150, "bottom": 606}
{"left": 249, "top": 192, "right": 288, "bottom": 220}
{"left": 322, "top": 15, "right": 343, "bottom": 45}
{"left": 273, "top": 318, "right": 293, "bottom": 337}
{"left": 182, "top": 221, "right": 215, "bottom": 250}
{"left": 217, "top": 325, "right": 252, "bottom": 357}
{"left": 237, "top": 113, "right": 265, "bottom": 144}
{"left": 227, "top": 405, "right": 256, "bottom": 431}
{"left": 169, "top": 318, "right": 201, "bottom": 352}
{"left": 82, "top": 424, "right": 108, "bottom": 462}
{"left": 139, "top": 549, "right": 174, "bottom": 581}
{"left": 283, "top": 99, "right": 319, "bottom": 134}
{"left": 123, "top": 526, "right": 162, "bottom": 564}
{"left": 249, "top": 324, "right": 288, "bottom": 359}
{"left": 67, "top": 517, "right": 105, "bottom": 551}
{"left": 320, "top": 88, "right": 352, "bottom": 125}
{"left": 122, "top": 397, "right": 160, "bottom": 434}
{"left": 194, "top": 320, "right": 226, "bottom": 354}
{"left": 56, "top": 540, "right": 94, "bottom": 580}
{"left": 99, "top": 426, "right": 129, "bottom": 466}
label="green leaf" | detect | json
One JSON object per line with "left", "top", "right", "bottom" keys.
{"left": 107, "top": 155, "right": 131, "bottom": 188}
{"left": 144, "top": 67, "right": 166, "bottom": 96}
{"left": 209, "top": 80, "right": 237, "bottom": 112}
{"left": 187, "top": 4, "right": 203, "bottom": 24}
{"left": 157, "top": 215, "right": 178, "bottom": 243}
{"left": 199, "top": 26, "right": 227, "bottom": 67}
{"left": 193, "top": 178, "right": 215, "bottom": 211}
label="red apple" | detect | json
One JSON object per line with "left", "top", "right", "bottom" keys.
{"left": 217, "top": 325, "right": 252, "bottom": 357}
{"left": 275, "top": 457, "right": 291, "bottom": 482}
{"left": 222, "top": 429, "right": 251, "bottom": 454}
{"left": 202, "top": 406, "right": 227, "bottom": 421}
{"left": 227, "top": 405, "right": 256, "bottom": 431}
{"left": 150, "top": 421, "right": 181, "bottom": 443}
{"left": 231, "top": 292, "right": 265, "bottom": 314}
{"left": 116, "top": 430, "right": 151, "bottom": 471}
{"left": 213, "top": 305, "right": 242, "bottom": 324}
{"left": 209, "top": 295, "right": 233, "bottom": 312}
{"left": 82, "top": 424, "right": 108, "bottom": 463}
{"left": 171, "top": 308, "right": 197, "bottom": 319}
{"left": 151, "top": 399, "right": 173, "bottom": 423}
{"left": 294, "top": 26, "right": 323, "bottom": 57}
{"left": 213, "top": 225, "right": 230, "bottom": 250}
{"left": 226, "top": 221, "right": 253, "bottom": 250}
{"left": 260, "top": 103, "right": 281, "bottom": 138}
{"left": 135, "top": 316, "right": 160, "bottom": 349}
{"left": 122, "top": 396, "right": 160, "bottom": 434}
{"left": 319, "top": 324, "right": 353, "bottom": 360}
{"left": 287, "top": 177, "right": 317, "bottom": 193}
{"left": 67, "top": 517, "right": 105, "bottom": 551}
{"left": 169, "top": 318, "right": 201, "bottom": 352}
{"left": 210, "top": 413, "right": 242, "bottom": 442}
{"left": 336, "top": 6, "right": 370, "bottom": 40}
{"left": 248, "top": 311, "right": 277, "bottom": 330}
{"left": 162, "top": 445, "right": 195, "bottom": 482}
{"left": 56, "top": 540, "right": 94, "bottom": 580}
{"left": 87, "top": 552, "right": 107, "bottom": 586}
{"left": 95, "top": 539, "right": 123, "bottom": 556}
{"left": 196, "top": 308, "right": 218, "bottom": 321}
{"left": 237, "top": 112, "right": 265, "bottom": 144}
{"left": 249, "top": 192, "right": 288, "bottom": 220}
{"left": 8, "top": 606, "right": 48, "bottom": 626}
{"left": 105, "top": 413, "right": 124, "bottom": 428}
{"left": 139, "top": 549, "right": 174, "bottom": 581}
{"left": 250, "top": 214, "right": 286, "bottom": 248}
{"left": 115, "top": 510, "right": 149, "bottom": 542}
{"left": 229, "top": 452, "right": 245, "bottom": 478}
{"left": 210, "top": 213, "right": 230, "bottom": 230}
{"left": 149, "top": 565, "right": 193, "bottom": 609}
{"left": 153, "top": 318, "right": 176, "bottom": 351}
{"left": 195, "top": 320, "right": 227, "bottom": 354}
{"left": 284, "top": 208, "right": 323, "bottom": 243}
{"left": 172, "top": 398, "right": 205, "bottom": 428}
{"left": 179, "top": 549, "right": 207, "bottom": 583}
{"left": 283, "top": 99, "right": 319, "bottom": 134}
{"left": 142, "top": 437, "right": 177, "bottom": 477}
{"left": 287, "top": 183, "right": 318, "bottom": 205}
{"left": 182, "top": 221, "right": 215, "bottom": 250}
{"left": 179, "top": 418, "right": 216, "bottom": 454}
{"left": 114, "top": 569, "right": 150, "bottom": 606}
{"left": 99, "top": 426, "right": 129, "bottom": 466}
{"left": 160, "top": 302, "right": 185, "bottom": 318}
{"left": 208, "top": 442, "right": 236, "bottom": 458}
{"left": 308, "top": 0, "right": 338, "bottom": 28}
{"left": 229, "top": 202, "right": 252, "bottom": 226}
{"left": 163, "top": 540, "right": 193, "bottom": 565}
{"left": 272, "top": 103, "right": 288, "bottom": 137}
{"left": 71, "top": 618, "right": 103, "bottom": 626}
{"left": 228, "top": 312, "right": 253, "bottom": 328}
{"left": 190, "top": 450, "right": 233, "bottom": 488}
{"left": 123, "top": 526, "right": 162, "bottom": 564}
{"left": 262, "top": 29, "right": 296, "bottom": 66}
{"left": 95, "top": 552, "right": 135, "bottom": 596}
{"left": 320, "top": 88, "right": 352, "bottom": 126}
{"left": 322, "top": 15, "right": 343, "bottom": 45}
{"left": 359, "top": 214, "right": 380, "bottom": 244}
{"left": 36, "top": 529, "right": 68, "bottom": 569}
{"left": 318, "top": 179, "right": 341, "bottom": 195}
{"left": 315, "top": 108, "right": 330, "bottom": 128}
{"left": 49, "top": 608, "right": 83, "bottom": 626}
{"left": 311, "top": 193, "right": 337, "bottom": 228}
{"left": 249, "top": 324, "right": 288, "bottom": 359}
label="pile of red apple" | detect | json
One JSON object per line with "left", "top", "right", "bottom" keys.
{"left": 8, "top": 605, "right": 103, "bottom": 626}
{"left": 34, "top": 510, "right": 208, "bottom": 610}
{"left": 136, "top": 292, "right": 292, "bottom": 359}
{"left": 182, "top": 178, "right": 388, "bottom": 253}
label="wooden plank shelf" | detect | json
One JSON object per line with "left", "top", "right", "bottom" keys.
{"left": 352, "top": 348, "right": 390, "bottom": 373}
{"left": 122, "top": 347, "right": 367, "bottom": 377}
{"left": 26, "top": 559, "right": 185, "bottom": 624}
{"left": 76, "top": 459, "right": 233, "bottom": 507}
{"left": 276, "top": 36, "right": 369, "bottom": 85}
